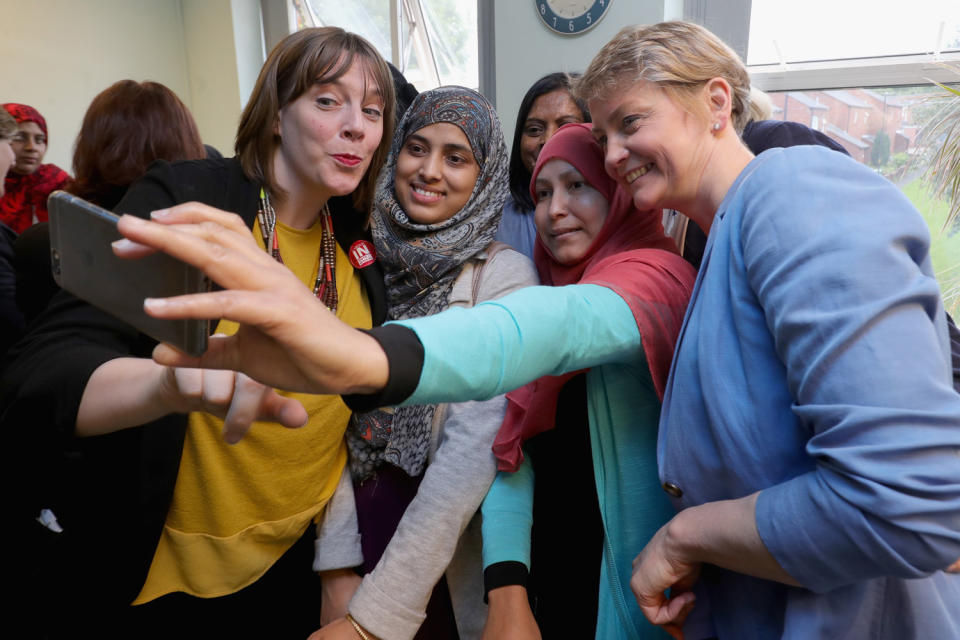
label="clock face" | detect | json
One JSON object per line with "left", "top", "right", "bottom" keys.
{"left": 535, "top": 0, "right": 612, "bottom": 35}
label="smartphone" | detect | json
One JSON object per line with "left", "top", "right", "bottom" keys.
{"left": 47, "top": 190, "right": 211, "bottom": 356}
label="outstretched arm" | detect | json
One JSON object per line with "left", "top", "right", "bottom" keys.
{"left": 115, "top": 204, "right": 642, "bottom": 403}
{"left": 115, "top": 205, "right": 389, "bottom": 395}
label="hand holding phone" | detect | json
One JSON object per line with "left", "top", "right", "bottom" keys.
{"left": 47, "top": 191, "right": 211, "bottom": 356}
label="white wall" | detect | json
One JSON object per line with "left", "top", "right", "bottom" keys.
{"left": 1, "top": 0, "right": 675, "bottom": 171}
{"left": 492, "top": 0, "right": 674, "bottom": 143}
{"left": 0, "top": 0, "right": 266, "bottom": 171}
{"left": 0, "top": 0, "right": 192, "bottom": 171}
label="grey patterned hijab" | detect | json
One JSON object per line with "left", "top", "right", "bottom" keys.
{"left": 348, "top": 86, "right": 509, "bottom": 480}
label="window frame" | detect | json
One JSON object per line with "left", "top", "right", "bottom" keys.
{"left": 683, "top": 0, "right": 960, "bottom": 92}
{"left": 291, "top": 0, "right": 487, "bottom": 93}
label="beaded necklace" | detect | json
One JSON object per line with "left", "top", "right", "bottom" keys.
{"left": 256, "top": 188, "right": 339, "bottom": 312}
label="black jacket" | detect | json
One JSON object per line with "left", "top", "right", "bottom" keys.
{"left": 2, "top": 156, "right": 387, "bottom": 618}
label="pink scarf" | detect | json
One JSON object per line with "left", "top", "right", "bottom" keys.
{"left": 492, "top": 123, "right": 696, "bottom": 472}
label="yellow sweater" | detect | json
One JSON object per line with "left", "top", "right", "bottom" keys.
{"left": 135, "top": 217, "right": 371, "bottom": 603}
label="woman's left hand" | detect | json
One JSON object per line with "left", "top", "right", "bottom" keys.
{"left": 631, "top": 493, "right": 801, "bottom": 639}
{"left": 630, "top": 521, "right": 699, "bottom": 639}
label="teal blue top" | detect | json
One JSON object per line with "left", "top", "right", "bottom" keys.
{"left": 395, "top": 283, "right": 674, "bottom": 639}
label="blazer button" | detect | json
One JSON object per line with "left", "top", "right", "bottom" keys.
{"left": 662, "top": 482, "right": 683, "bottom": 498}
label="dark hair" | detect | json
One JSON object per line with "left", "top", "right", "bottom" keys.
{"left": 236, "top": 27, "right": 395, "bottom": 215}
{"left": 68, "top": 80, "right": 205, "bottom": 207}
{"left": 509, "top": 72, "right": 590, "bottom": 212}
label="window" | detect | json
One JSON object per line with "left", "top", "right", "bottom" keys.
{"left": 293, "top": 0, "right": 479, "bottom": 91}
{"left": 727, "top": 0, "right": 960, "bottom": 316}
{"left": 748, "top": 0, "right": 960, "bottom": 66}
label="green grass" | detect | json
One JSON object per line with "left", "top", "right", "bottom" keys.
{"left": 901, "top": 179, "right": 960, "bottom": 318}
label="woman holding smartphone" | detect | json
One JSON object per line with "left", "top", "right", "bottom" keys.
{"left": 3, "top": 27, "right": 394, "bottom": 638}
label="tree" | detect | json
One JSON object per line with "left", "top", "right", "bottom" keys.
{"left": 871, "top": 129, "right": 891, "bottom": 167}
{"left": 919, "top": 68, "right": 960, "bottom": 232}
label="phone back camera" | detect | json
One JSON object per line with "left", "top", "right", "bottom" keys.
{"left": 50, "top": 249, "right": 61, "bottom": 276}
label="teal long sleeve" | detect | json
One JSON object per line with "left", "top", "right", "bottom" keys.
{"left": 393, "top": 284, "right": 640, "bottom": 406}
{"left": 481, "top": 455, "right": 535, "bottom": 570}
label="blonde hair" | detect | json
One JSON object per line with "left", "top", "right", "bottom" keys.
{"left": 575, "top": 21, "right": 752, "bottom": 133}
{"left": 748, "top": 86, "right": 773, "bottom": 122}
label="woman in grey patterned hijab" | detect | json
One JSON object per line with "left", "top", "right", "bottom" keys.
{"left": 370, "top": 85, "right": 509, "bottom": 320}
{"left": 350, "top": 86, "right": 509, "bottom": 480}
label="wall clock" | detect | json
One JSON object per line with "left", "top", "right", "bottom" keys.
{"left": 534, "top": 0, "right": 613, "bottom": 36}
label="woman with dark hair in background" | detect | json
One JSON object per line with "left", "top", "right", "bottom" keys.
{"left": 3, "top": 27, "right": 395, "bottom": 639}
{"left": 0, "top": 103, "right": 69, "bottom": 233}
{"left": 495, "top": 72, "right": 589, "bottom": 259}
{"left": 15, "top": 80, "right": 207, "bottom": 324}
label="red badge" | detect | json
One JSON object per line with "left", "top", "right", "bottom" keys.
{"left": 349, "top": 240, "right": 377, "bottom": 269}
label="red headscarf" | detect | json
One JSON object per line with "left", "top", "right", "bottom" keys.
{"left": 492, "top": 123, "right": 696, "bottom": 471}
{"left": 3, "top": 103, "right": 47, "bottom": 136}
{"left": 1, "top": 103, "right": 70, "bottom": 233}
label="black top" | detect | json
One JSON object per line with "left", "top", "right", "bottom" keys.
{"left": 2, "top": 156, "right": 387, "bottom": 619}
{"left": 0, "top": 222, "right": 24, "bottom": 355}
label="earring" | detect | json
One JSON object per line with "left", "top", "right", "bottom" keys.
{"left": 712, "top": 122, "right": 721, "bottom": 131}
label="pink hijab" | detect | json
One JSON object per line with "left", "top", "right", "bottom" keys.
{"left": 492, "top": 123, "right": 696, "bottom": 472}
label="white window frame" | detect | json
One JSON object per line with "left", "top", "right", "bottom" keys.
{"left": 750, "top": 53, "right": 960, "bottom": 93}
{"left": 285, "top": 0, "right": 489, "bottom": 94}
{"left": 683, "top": 0, "right": 960, "bottom": 92}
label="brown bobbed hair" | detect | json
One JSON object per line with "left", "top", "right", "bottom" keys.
{"left": 575, "top": 21, "right": 752, "bottom": 134}
{"left": 236, "top": 27, "right": 395, "bottom": 215}
{"left": 68, "top": 80, "right": 205, "bottom": 207}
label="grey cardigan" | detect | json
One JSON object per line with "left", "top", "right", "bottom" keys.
{"left": 313, "top": 246, "right": 538, "bottom": 640}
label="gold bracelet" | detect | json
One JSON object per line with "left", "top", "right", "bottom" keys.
{"left": 345, "top": 613, "right": 373, "bottom": 640}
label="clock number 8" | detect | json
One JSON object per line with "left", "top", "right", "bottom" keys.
{"left": 540, "top": 2, "right": 545, "bottom": 15}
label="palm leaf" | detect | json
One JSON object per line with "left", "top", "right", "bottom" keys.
{"left": 920, "top": 65, "right": 960, "bottom": 231}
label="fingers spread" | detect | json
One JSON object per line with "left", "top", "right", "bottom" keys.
{"left": 221, "top": 373, "right": 268, "bottom": 444}
{"left": 263, "top": 391, "right": 309, "bottom": 429}
{"left": 201, "top": 368, "right": 238, "bottom": 410}
{"left": 151, "top": 201, "right": 251, "bottom": 236}
{"left": 153, "top": 333, "right": 241, "bottom": 373}
{"left": 117, "top": 214, "right": 280, "bottom": 292}
{"left": 146, "top": 289, "right": 266, "bottom": 323}
{"left": 173, "top": 367, "right": 203, "bottom": 402}
{"left": 153, "top": 342, "right": 202, "bottom": 369}
{"left": 111, "top": 237, "right": 158, "bottom": 259}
